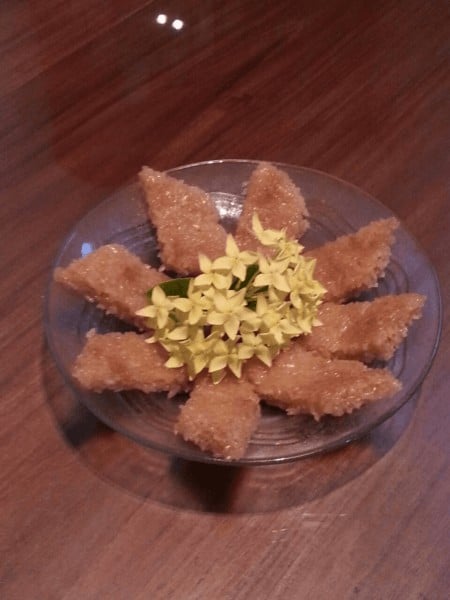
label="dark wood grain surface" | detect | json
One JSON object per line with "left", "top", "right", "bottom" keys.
{"left": 1, "top": 1, "right": 449, "bottom": 598}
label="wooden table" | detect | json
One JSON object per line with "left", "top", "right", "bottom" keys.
{"left": 1, "top": 1, "right": 449, "bottom": 598}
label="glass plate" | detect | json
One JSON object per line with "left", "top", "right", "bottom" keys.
{"left": 44, "top": 160, "right": 442, "bottom": 465}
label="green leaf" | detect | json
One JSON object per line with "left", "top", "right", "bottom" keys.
{"left": 147, "top": 278, "right": 192, "bottom": 301}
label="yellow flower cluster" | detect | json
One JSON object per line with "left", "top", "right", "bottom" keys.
{"left": 137, "top": 214, "right": 326, "bottom": 383}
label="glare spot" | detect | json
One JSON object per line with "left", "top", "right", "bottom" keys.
{"left": 172, "top": 19, "right": 184, "bottom": 30}
{"left": 81, "top": 242, "right": 93, "bottom": 256}
{"left": 156, "top": 14, "right": 167, "bottom": 25}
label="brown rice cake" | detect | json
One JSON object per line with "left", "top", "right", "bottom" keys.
{"left": 139, "top": 166, "right": 227, "bottom": 275}
{"left": 72, "top": 331, "right": 189, "bottom": 394}
{"left": 305, "top": 218, "right": 399, "bottom": 302}
{"left": 54, "top": 244, "right": 168, "bottom": 328}
{"left": 244, "top": 346, "right": 400, "bottom": 420}
{"left": 176, "top": 374, "right": 261, "bottom": 459}
{"left": 299, "top": 293, "right": 425, "bottom": 362}
{"left": 235, "top": 162, "right": 309, "bottom": 252}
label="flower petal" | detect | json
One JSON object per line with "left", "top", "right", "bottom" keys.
{"left": 172, "top": 297, "right": 192, "bottom": 312}
{"left": 166, "top": 325, "right": 189, "bottom": 341}
{"left": 207, "top": 310, "right": 226, "bottom": 326}
{"left": 212, "top": 256, "right": 233, "bottom": 271}
{"left": 152, "top": 286, "right": 167, "bottom": 306}
{"left": 198, "top": 254, "right": 212, "bottom": 273}
{"left": 228, "top": 360, "right": 242, "bottom": 379}
{"left": 232, "top": 261, "right": 247, "bottom": 281}
{"left": 194, "top": 273, "right": 212, "bottom": 287}
{"left": 208, "top": 355, "right": 228, "bottom": 372}
{"left": 165, "top": 356, "right": 185, "bottom": 369}
{"left": 225, "top": 234, "right": 240, "bottom": 257}
{"left": 224, "top": 315, "right": 240, "bottom": 340}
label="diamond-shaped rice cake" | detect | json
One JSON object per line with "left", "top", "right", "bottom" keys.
{"left": 176, "top": 374, "right": 260, "bottom": 459}
{"left": 300, "top": 293, "right": 425, "bottom": 362}
{"left": 72, "top": 332, "right": 189, "bottom": 395}
{"left": 54, "top": 244, "right": 168, "bottom": 329}
{"left": 306, "top": 218, "right": 399, "bottom": 302}
{"left": 235, "top": 162, "right": 309, "bottom": 252}
{"left": 139, "top": 167, "right": 227, "bottom": 275}
{"left": 245, "top": 346, "right": 400, "bottom": 419}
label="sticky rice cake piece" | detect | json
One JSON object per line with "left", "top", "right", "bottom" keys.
{"left": 306, "top": 218, "right": 399, "bottom": 302}
{"left": 176, "top": 374, "right": 261, "bottom": 459}
{"left": 244, "top": 346, "right": 400, "bottom": 420}
{"left": 54, "top": 244, "right": 169, "bottom": 329}
{"left": 139, "top": 167, "right": 227, "bottom": 275}
{"left": 235, "top": 162, "right": 309, "bottom": 252}
{"left": 299, "top": 293, "right": 426, "bottom": 362}
{"left": 72, "top": 332, "right": 190, "bottom": 394}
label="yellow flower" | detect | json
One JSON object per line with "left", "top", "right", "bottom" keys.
{"left": 137, "top": 211, "right": 326, "bottom": 384}
{"left": 292, "top": 259, "right": 325, "bottom": 293}
{"left": 253, "top": 255, "right": 291, "bottom": 293}
{"left": 289, "top": 301, "right": 320, "bottom": 334}
{"left": 206, "top": 288, "right": 248, "bottom": 340}
{"left": 212, "top": 235, "right": 258, "bottom": 281}
{"left": 239, "top": 293, "right": 283, "bottom": 333}
{"left": 208, "top": 339, "right": 243, "bottom": 382}
{"left": 252, "top": 213, "right": 287, "bottom": 248}
{"left": 171, "top": 282, "right": 211, "bottom": 326}
{"left": 194, "top": 254, "right": 232, "bottom": 290}
{"left": 136, "top": 285, "right": 173, "bottom": 329}
{"left": 238, "top": 333, "right": 273, "bottom": 367}
{"left": 260, "top": 324, "right": 285, "bottom": 347}
{"left": 166, "top": 329, "right": 219, "bottom": 379}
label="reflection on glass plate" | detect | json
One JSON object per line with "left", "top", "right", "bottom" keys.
{"left": 45, "top": 160, "right": 442, "bottom": 465}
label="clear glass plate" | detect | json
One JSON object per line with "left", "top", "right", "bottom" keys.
{"left": 44, "top": 160, "right": 442, "bottom": 465}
